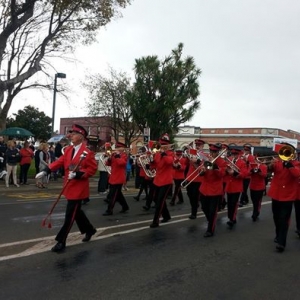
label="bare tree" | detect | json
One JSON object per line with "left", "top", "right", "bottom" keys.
{"left": 0, "top": 0, "right": 131, "bottom": 130}
{"left": 84, "top": 67, "right": 140, "bottom": 146}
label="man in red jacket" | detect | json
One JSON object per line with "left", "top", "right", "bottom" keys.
{"left": 248, "top": 158, "right": 268, "bottom": 221}
{"left": 36, "top": 124, "right": 97, "bottom": 252}
{"left": 199, "top": 143, "right": 227, "bottom": 237}
{"left": 268, "top": 143, "right": 300, "bottom": 252}
{"left": 170, "top": 149, "right": 188, "bottom": 205}
{"left": 184, "top": 139, "right": 207, "bottom": 219}
{"left": 102, "top": 142, "right": 129, "bottom": 216}
{"left": 224, "top": 147, "right": 248, "bottom": 228}
{"left": 149, "top": 133, "right": 174, "bottom": 228}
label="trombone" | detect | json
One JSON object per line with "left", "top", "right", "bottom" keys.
{"left": 224, "top": 157, "right": 240, "bottom": 173}
{"left": 181, "top": 148, "right": 227, "bottom": 188}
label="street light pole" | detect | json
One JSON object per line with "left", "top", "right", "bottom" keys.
{"left": 52, "top": 72, "right": 66, "bottom": 134}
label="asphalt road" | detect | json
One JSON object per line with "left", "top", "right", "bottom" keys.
{"left": 1, "top": 177, "right": 300, "bottom": 300}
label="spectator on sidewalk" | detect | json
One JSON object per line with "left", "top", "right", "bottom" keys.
{"left": 5, "top": 140, "right": 20, "bottom": 188}
{"left": 19, "top": 141, "right": 34, "bottom": 185}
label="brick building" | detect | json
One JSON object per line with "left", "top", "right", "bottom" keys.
{"left": 59, "top": 117, "right": 300, "bottom": 153}
{"left": 176, "top": 126, "right": 300, "bottom": 153}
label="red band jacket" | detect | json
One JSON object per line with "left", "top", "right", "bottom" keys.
{"left": 106, "top": 152, "right": 127, "bottom": 185}
{"left": 49, "top": 144, "right": 97, "bottom": 200}
{"left": 268, "top": 160, "right": 300, "bottom": 201}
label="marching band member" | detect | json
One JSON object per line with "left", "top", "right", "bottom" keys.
{"left": 199, "top": 143, "right": 227, "bottom": 237}
{"left": 185, "top": 139, "right": 206, "bottom": 219}
{"left": 36, "top": 124, "right": 97, "bottom": 252}
{"left": 224, "top": 147, "right": 248, "bottom": 229}
{"left": 268, "top": 143, "right": 300, "bottom": 252}
{"left": 220, "top": 143, "right": 230, "bottom": 210}
{"left": 102, "top": 142, "right": 129, "bottom": 216}
{"left": 248, "top": 158, "right": 268, "bottom": 221}
{"left": 240, "top": 144, "right": 255, "bottom": 206}
{"left": 149, "top": 133, "right": 174, "bottom": 228}
{"left": 170, "top": 149, "right": 187, "bottom": 205}
{"left": 134, "top": 147, "right": 149, "bottom": 201}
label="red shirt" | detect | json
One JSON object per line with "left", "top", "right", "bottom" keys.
{"left": 152, "top": 150, "right": 174, "bottom": 187}
{"left": 106, "top": 152, "right": 127, "bottom": 185}
{"left": 200, "top": 156, "right": 227, "bottom": 196}
{"left": 268, "top": 160, "right": 300, "bottom": 201}
{"left": 249, "top": 163, "right": 267, "bottom": 191}
{"left": 173, "top": 155, "right": 188, "bottom": 180}
{"left": 49, "top": 144, "right": 97, "bottom": 200}
{"left": 225, "top": 157, "right": 248, "bottom": 193}
{"left": 20, "top": 147, "right": 34, "bottom": 165}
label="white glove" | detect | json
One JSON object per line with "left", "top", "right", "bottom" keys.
{"left": 68, "top": 172, "right": 76, "bottom": 180}
{"left": 0, "top": 157, "right": 3, "bottom": 163}
{"left": 35, "top": 171, "right": 46, "bottom": 179}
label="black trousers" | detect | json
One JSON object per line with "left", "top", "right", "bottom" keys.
{"left": 144, "top": 180, "right": 155, "bottom": 208}
{"left": 294, "top": 201, "right": 300, "bottom": 231}
{"left": 240, "top": 178, "right": 250, "bottom": 203}
{"left": 56, "top": 200, "right": 95, "bottom": 244}
{"left": 107, "top": 184, "right": 129, "bottom": 213}
{"left": 227, "top": 192, "right": 240, "bottom": 222}
{"left": 136, "top": 177, "right": 149, "bottom": 199}
{"left": 186, "top": 182, "right": 201, "bottom": 217}
{"left": 201, "top": 195, "right": 221, "bottom": 234}
{"left": 250, "top": 189, "right": 264, "bottom": 218}
{"left": 19, "top": 163, "right": 30, "bottom": 184}
{"left": 152, "top": 184, "right": 171, "bottom": 225}
{"left": 98, "top": 171, "right": 108, "bottom": 192}
{"left": 171, "top": 179, "right": 184, "bottom": 203}
{"left": 272, "top": 199, "right": 294, "bottom": 247}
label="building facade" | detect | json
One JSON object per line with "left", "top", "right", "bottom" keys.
{"left": 59, "top": 117, "right": 300, "bottom": 153}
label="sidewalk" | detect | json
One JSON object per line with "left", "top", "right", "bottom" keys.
{"left": 0, "top": 176, "right": 138, "bottom": 195}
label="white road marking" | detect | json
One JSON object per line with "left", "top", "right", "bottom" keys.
{"left": 0, "top": 201, "right": 272, "bottom": 262}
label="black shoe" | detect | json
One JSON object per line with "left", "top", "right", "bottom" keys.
{"left": 189, "top": 215, "right": 196, "bottom": 220}
{"left": 150, "top": 223, "right": 159, "bottom": 228}
{"left": 276, "top": 244, "right": 285, "bottom": 253}
{"left": 120, "top": 207, "right": 129, "bottom": 213}
{"left": 227, "top": 221, "right": 234, "bottom": 229}
{"left": 51, "top": 242, "right": 66, "bottom": 252}
{"left": 203, "top": 232, "right": 213, "bottom": 238}
{"left": 102, "top": 211, "right": 113, "bottom": 216}
{"left": 251, "top": 215, "right": 258, "bottom": 222}
{"left": 169, "top": 201, "right": 175, "bottom": 206}
{"left": 82, "top": 198, "right": 90, "bottom": 205}
{"left": 82, "top": 228, "right": 97, "bottom": 242}
{"left": 161, "top": 217, "right": 171, "bottom": 223}
{"left": 133, "top": 196, "right": 139, "bottom": 201}
{"left": 143, "top": 205, "right": 150, "bottom": 211}
{"left": 177, "top": 201, "right": 184, "bottom": 204}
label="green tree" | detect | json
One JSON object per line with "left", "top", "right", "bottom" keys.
{"left": 129, "top": 43, "right": 201, "bottom": 141}
{"left": 6, "top": 105, "right": 52, "bottom": 140}
{"left": 0, "top": 0, "right": 131, "bottom": 131}
{"left": 84, "top": 67, "right": 140, "bottom": 147}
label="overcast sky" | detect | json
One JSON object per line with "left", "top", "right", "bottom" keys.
{"left": 12, "top": 0, "right": 300, "bottom": 133}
